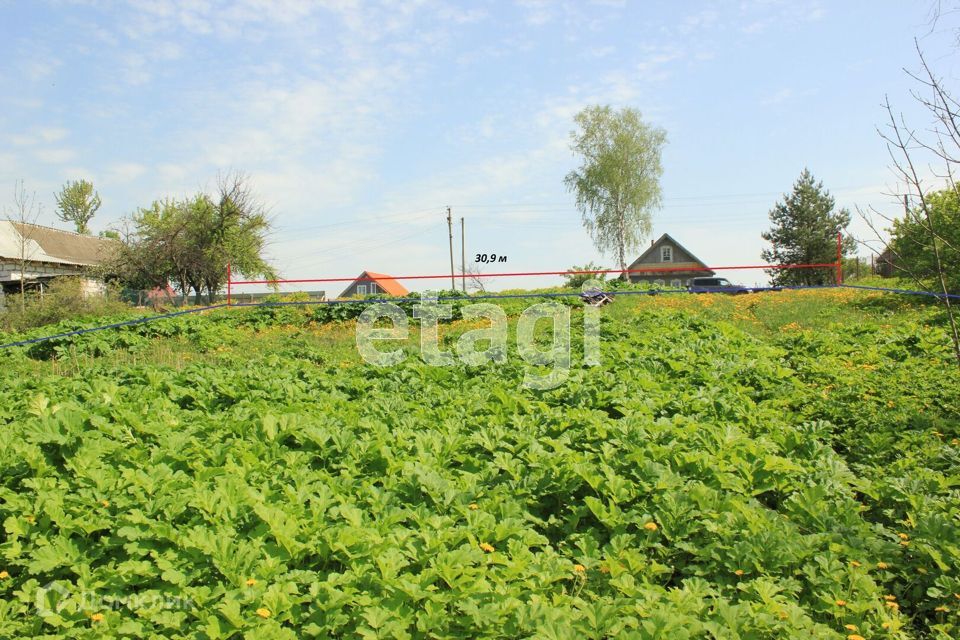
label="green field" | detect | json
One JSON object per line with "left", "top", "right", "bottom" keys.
{"left": 1, "top": 287, "right": 959, "bottom": 639}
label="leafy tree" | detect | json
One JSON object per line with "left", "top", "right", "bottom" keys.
{"left": 888, "top": 187, "right": 960, "bottom": 292}
{"left": 54, "top": 179, "right": 101, "bottom": 234}
{"left": 108, "top": 173, "right": 277, "bottom": 303}
{"left": 564, "top": 105, "right": 666, "bottom": 276}
{"left": 563, "top": 262, "right": 607, "bottom": 288}
{"left": 761, "top": 169, "right": 854, "bottom": 286}
{"left": 862, "top": 41, "right": 960, "bottom": 365}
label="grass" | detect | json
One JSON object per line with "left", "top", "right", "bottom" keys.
{"left": 1, "top": 285, "right": 959, "bottom": 638}
{"left": 3, "top": 284, "right": 950, "bottom": 378}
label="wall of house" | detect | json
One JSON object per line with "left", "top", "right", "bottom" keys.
{"left": 629, "top": 273, "right": 707, "bottom": 288}
{"left": 627, "top": 238, "right": 713, "bottom": 287}
{"left": 340, "top": 281, "right": 382, "bottom": 297}
{"left": 0, "top": 260, "right": 86, "bottom": 283}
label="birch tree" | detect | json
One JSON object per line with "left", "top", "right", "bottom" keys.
{"left": 6, "top": 181, "right": 43, "bottom": 311}
{"left": 564, "top": 106, "right": 666, "bottom": 277}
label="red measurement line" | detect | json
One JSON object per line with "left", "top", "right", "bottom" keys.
{"left": 229, "top": 263, "right": 839, "bottom": 286}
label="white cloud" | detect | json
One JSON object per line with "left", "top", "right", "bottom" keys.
{"left": 679, "top": 9, "right": 720, "bottom": 35}
{"left": 33, "top": 148, "right": 76, "bottom": 164}
{"left": 437, "top": 5, "right": 487, "bottom": 25}
{"left": 121, "top": 53, "right": 151, "bottom": 85}
{"left": 761, "top": 88, "right": 794, "bottom": 105}
{"left": 38, "top": 127, "right": 69, "bottom": 143}
{"left": 107, "top": 162, "right": 148, "bottom": 182}
{"left": 761, "top": 87, "right": 818, "bottom": 106}
{"left": 517, "top": 0, "right": 552, "bottom": 26}
{"left": 9, "top": 127, "right": 69, "bottom": 146}
{"left": 587, "top": 45, "right": 615, "bottom": 58}
{"left": 24, "top": 57, "right": 62, "bottom": 78}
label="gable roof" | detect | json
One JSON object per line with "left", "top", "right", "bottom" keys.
{"left": 339, "top": 271, "right": 410, "bottom": 297}
{"left": 627, "top": 233, "right": 714, "bottom": 274}
{"left": 0, "top": 221, "right": 115, "bottom": 266}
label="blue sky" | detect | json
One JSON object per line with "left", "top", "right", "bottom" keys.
{"left": 1, "top": 0, "right": 957, "bottom": 292}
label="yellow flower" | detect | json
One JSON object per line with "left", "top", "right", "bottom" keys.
{"left": 479, "top": 542, "right": 494, "bottom": 553}
{"left": 886, "top": 601, "right": 899, "bottom": 610}
{"left": 255, "top": 607, "right": 271, "bottom": 618}
{"left": 884, "top": 595, "right": 897, "bottom": 601}
{"left": 899, "top": 540, "right": 910, "bottom": 546}
{"left": 897, "top": 532, "right": 909, "bottom": 540}
{"left": 468, "top": 503, "right": 479, "bottom": 510}
{"left": 844, "top": 624, "right": 858, "bottom": 631}
{"left": 90, "top": 613, "right": 105, "bottom": 623}
{"left": 734, "top": 569, "right": 744, "bottom": 576}
{"left": 0, "top": 570, "right": 9, "bottom": 579}
{"left": 835, "top": 599, "right": 847, "bottom": 607}
{"left": 847, "top": 635, "right": 865, "bottom": 640}
{"left": 876, "top": 562, "right": 890, "bottom": 569}
{"left": 778, "top": 610, "right": 788, "bottom": 620}
{"left": 643, "top": 522, "right": 658, "bottom": 531}
{"left": 25, "top": 516, "right": 35, "bottom": 524}
{"left": 573, "top": 564, "right": 586, "bottom": 573}
{"left": 245, "top": 578, "right": 257, "bottom": 587}
{"left": 881, "top": 622, "right": 891, "bottom": 629}
{"left": 849, "top": 560, "right": 861, "bottom": 567}
{"left": 100, "top": 500, "right": 110, "bottom": 508}
{"left": 935, "top": 606, "right": 950, "bottom": 612}
{"left": 599, "top": 565, "right": 610, "bottom": 574}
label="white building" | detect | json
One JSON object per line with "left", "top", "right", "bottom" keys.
{"left": 0, "top": 221, "right": 115, "bottom": 298}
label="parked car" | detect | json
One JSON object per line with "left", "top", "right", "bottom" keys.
{"left": 687, "top": 276, "right": 753, "bottom": 294}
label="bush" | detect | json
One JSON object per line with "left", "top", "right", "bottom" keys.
{"left": 0, "top": 277, "right": 130, "bottom": 332}
{"left": 563, "top": 262, "right": 607, "bottom": 288}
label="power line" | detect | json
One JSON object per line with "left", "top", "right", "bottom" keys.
{"left": 447, "top": 185, "right": 880, "bottom": 209}
{"left": 275, "top": 223, "right": 446, "bottom": 270}
{"left": 277, "top": 207, "right": 441, "bottom": 233}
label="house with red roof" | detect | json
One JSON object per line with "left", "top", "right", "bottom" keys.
{"left": 338, "top": 271, "right": 410, "bottom": 298}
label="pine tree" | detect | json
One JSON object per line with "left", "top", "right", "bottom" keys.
{"left": 761, "top": 169, "right": 853, "bottom": 286}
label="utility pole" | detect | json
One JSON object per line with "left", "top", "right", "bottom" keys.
{"left": 446, "top": 206, "right": 456, "bottom": 290}
{"left": 460, "top": 217, "right": 466, "bottom": 293}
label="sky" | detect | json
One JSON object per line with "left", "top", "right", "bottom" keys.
{"left": 1, "top": 0, "right": 958, "bottom": 293}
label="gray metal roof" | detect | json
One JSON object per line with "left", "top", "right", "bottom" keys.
{"left": 0, "top": 221, "right": 115, "bottom": 266}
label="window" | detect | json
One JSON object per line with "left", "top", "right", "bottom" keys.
{"left": 654, "top": 279, "right": 665, "bottom": 287}
{"left": 357, "top": 284, "right": 367, "bottom": 295}
{"left": 369, "top": 283, "right": 378, "bottom": 294}
{"left": 670, "top": 279, "right": 682, "bottom": 288}
{"left": 661, "top": 246, "right": 673, "bottom": 262}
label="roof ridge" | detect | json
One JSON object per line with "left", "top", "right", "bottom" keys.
{"left": 14, "top": 220, "right": 105, "bottom": 240}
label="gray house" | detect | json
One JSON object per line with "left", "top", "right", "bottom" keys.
{"left": 626, "top": 233, "right": 714, "bottom": 287}
{"left": 0, "top": 221, "right": 114, "bottom": 296}
{"left": 874, "top": 247, "right": 897, "bottom": 277}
